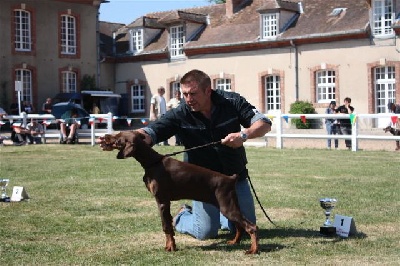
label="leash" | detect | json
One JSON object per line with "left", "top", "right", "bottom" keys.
{"left": 164, "top": 140, "right": 278, "bottom": 227}
{"left": 247, "top": 175, "right": 278, "bottom": 227}
{"left": 164, "top": 140, "right": 221, "bottom": 157}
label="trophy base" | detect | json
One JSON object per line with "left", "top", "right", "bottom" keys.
{"left": 0, "top": 197, "right": 10, "bottom": 202}
{"left": 320, "top": 226, "right": 336, "bottom": 236}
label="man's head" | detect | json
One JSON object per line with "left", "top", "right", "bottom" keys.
{"left": 157, "top": 87, "right": 165, "bottom": 96}
{"left": 180, "top": 70, "right": 212, "bottom": 112}
{"left": 46, "top": 98, "right": 52, "bottom": 103}
{"left": 344, "top": 97, "right": 351, "bottom": 104}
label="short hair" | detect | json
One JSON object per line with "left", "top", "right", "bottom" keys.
{"left": 344, "top": 97, "right": 351, "bottom": 103}
{"left": 180, "top": 69, "right": 211, "bottom": 91}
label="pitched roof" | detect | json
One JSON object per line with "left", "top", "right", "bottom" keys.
{"left": 111, "top": 0, "right": 372, "bottom": 57}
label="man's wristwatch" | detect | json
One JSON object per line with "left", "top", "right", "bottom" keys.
{"left": 240, "top": 131, "right": 248, "bottom": 142}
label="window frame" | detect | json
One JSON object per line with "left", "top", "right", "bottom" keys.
{"left": 170, "top": 25, "right": 185, "bottom": 58}
{"left": 14, "top": 9, "right": 32, "bottom": 51}
{"left": 316, "top": 70, "right": 336, "bottom": 103}
{"left": 130, "top": 84, "right": 145, "bottom": 113}
{"left": 372, "top": 0, "right": 394, "bottom": 37}
{"left": 15, "top": 68, "right": 33, "bottom": 103}
{"left": 264, "top": 75, "right": 281, "bottom": 111}
{"left": 374, "top": 66, "right": 396, "bottom": 113}
{"left": 61, "top": 14, "right": 77, "bottom": 55}
{"left": 261, "top": 13, "right": 279, "bottom": 39}
{"left": 215, "top": 78, "right": 232, "bottom": 92}
{"left": 129, "top": 28, "right": 144, "bottom": 53}
{"left": 61, "top": 71, "right": 77, "bottom": 93}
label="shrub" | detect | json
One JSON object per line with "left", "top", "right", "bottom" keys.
{"left": 289, "top": 100, "right": 316, "bottom": 129}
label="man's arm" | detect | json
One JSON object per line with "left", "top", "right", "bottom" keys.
{"left": 221, "top": 119, "right": 271, "bottom": 148}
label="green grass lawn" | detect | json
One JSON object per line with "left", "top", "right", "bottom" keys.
{"left": 0, "top": 144, "right": 399, "bottom": 265}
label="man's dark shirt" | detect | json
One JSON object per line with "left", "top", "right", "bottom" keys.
{"left": 335, "top": 105, "right": 354, "bottom": 127}
{"left": 143, "top": 89, "right": 271, "bottom": 177}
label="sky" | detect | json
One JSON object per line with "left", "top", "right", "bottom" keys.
{"left": 99, "top": 0, "right": 212, "bottom": 25}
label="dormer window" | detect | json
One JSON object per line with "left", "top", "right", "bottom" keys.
{"left": 261, "top": 13, "right": 279, "bottom": 39}
{"left": 170, "top": 25, "right": 185, "bottom": 58}
{"left": 329, "top": 8, "right": 347, "bottom": 16}
{"left": 129, "top": 28, "right": 143, "bottom": 53}
{"left": 372, "top": 0, "right": 394, "bottom": 37}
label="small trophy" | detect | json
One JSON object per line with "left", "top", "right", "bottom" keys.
{"left": 319, "top": 198, "right": 337, "bottom": 236}
{"left": 0, "top": 179, "right": 10, "bottom": 202}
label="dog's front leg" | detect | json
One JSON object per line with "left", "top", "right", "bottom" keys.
{"left": 158, "top": 201, "right": 176, "bottom": 252}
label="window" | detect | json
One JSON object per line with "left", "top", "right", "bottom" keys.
{"left": 131, "top": 85, "right": 145, "bottom": 113}
{"left": 61, "top": 15, "right": 76, "bottom": 54}
{"left": 215, "top": 78, "right": 231, "bottom": 92}
{"left": 374, "top": 66, "right": 395, "bottom": 113}
{"left": 170, "top": 25, "right": 185, "bottom": 58}
{"left": 14, "top": 9, "right": 31, "bottom": 51}
{"left": 261, "top": 13, "right": 278, "bottom": 39}
{"left": 130, "top": 28, "right": 143, "bottom": 53}
{"left": 316, "top": 70, "right": 336, "bottom": 103}
{"left": 170, "top": 82, "right": 180, "bottom": 98}
{"left": 15, "top": 69, "right": 32, "bottom": 102}
{"left": 265, "top": 75, "right": 281, "bottom": 111}
{"left": 372, "top": 0, "right": 394, "bottom": 37}
{"left": 62, "top": 71, "right": 77, "bottom": 93}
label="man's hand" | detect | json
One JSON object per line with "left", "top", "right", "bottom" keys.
{"left": 221, "top": 132, "right": 244, "bottom": 148}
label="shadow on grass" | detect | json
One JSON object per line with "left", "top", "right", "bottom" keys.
{"left": 198, "top": 227, "right": 367, "bottom": 253}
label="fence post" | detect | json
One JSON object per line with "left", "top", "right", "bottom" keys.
{"left": 276, "top": 110, "right": 283, "bottom": 149}
{"left": 90, "top": 118, "right": 95, "bottom": 146}
{"left": 107, "top": 113, "right": 113, "bottom": 134}
{"left": 351, "top": 115, "right": 358, "bottom": 151}
{"left": 22, "top": 112, "right": 27, "bottom": 127}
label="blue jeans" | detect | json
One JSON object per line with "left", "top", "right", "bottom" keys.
{"left": 326, "top": 122, "right": 338, "bottom": 148}
{"left": 174, "top": 177, "right": 256, "bottom": 240}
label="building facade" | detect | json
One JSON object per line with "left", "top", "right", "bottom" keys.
{"left": 0, "top": 0, "right": 104, "bottom": 113}
{"left": 105, "top": 0, "right": 399, "bottom": 128}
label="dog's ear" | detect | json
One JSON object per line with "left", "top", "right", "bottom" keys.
{"left": 115, "top": 135, "right": 135, "bottom": 159}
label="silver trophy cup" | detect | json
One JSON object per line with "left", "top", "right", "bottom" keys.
{"left": 319, "top": 198, "right": 337, "bottom": 236}
{"left": 0, "top": 179, "right": 10, "bottom": 200}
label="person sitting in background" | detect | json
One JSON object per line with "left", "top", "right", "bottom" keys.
{"left": 41, "top": 98, "right": 53, "bottom": 114}
{"left": 59, "top": 108, "right": 80, "bottom": 144}
{"left": 26, "top": 119, "right": 44, "bottom": 144}
{"left": 11, "top": 123, "right": 30, "bottom": 145}
{"left": 92, "top": 103, "right": 100, "bottom": 114}
{"left": 22, "top": 101, "right": 35, "bottom": 114}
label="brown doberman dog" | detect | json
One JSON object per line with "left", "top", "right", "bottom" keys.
{"left": 101, "top": 131, "right": 259, "bottom": 254}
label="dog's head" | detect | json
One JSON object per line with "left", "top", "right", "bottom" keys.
{"left": 383, "top": 126, "right": 400, "bottom": 135}
{"left": 102, "top": 131, "right": 145, "bottom": 159}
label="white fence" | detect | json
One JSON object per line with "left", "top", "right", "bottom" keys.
{"left": 2, "top": 112, "right": 399, "bottom": 151}
{"left": 0, "top": 112, "right": 114, "bottom": 146}
{"left": 263, "top": 112, "right": 399, "bottom": 151}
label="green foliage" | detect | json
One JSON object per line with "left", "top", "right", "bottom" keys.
{"left": 289, "top": 100, "right": 316, "bottom": 129}
{"left": 1, "top": 144, "right": 399, "bottom": 264}
{"left": 81, "top": 74, "right": 97, "bottom": 91}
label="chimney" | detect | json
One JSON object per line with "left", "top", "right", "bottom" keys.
{"left": 226, "top": 0, "right": 243, "bottom": 18}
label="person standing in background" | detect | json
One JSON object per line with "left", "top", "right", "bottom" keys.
{"left": 336, "top": 97, "right": 354, "bottom": 150}
{"left": 150, "top": 86, "right": 168, "bottom": 146}
{"left": 325, "top": 100, "right": 338, "bottom": 149}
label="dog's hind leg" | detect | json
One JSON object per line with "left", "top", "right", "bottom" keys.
{"left": 157, "top": 200, "right": 176, "bottom": 252}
